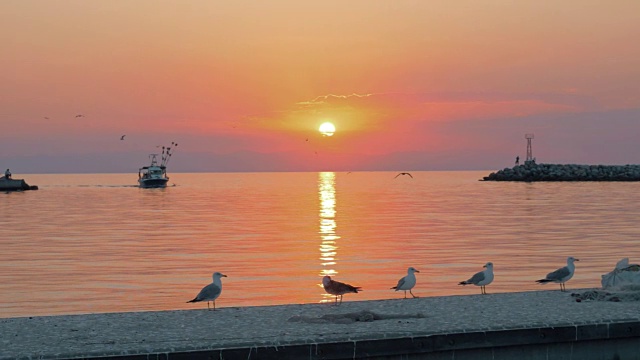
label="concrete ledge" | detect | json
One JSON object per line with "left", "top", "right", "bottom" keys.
{"left": 2, "top": 290, "right": 640, "bottom": 359}
{"left": 42, "top": 322, "right": 640, "bottom": 360}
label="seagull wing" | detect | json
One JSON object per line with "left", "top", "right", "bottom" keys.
{"left": 392, "top": 277, "right": 406, "bottom": 290}
{"left": 545, "top": 266, "right": 570, "bottom": 281}
{"left": 189, "top": 283, "right": 221, "bottom": 302}
{"left": 328, "top": 279, "right": 361, "bottom": 294}
{"left": 466, "top": 270, "right": 485, "bottom": 285}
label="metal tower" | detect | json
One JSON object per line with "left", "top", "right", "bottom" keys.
{"left": 525, "top": 133, "right": 534, "bottom": 162}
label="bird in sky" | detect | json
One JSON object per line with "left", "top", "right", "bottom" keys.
{"left": 394, "top": 172, "right": 413, "bottom": 178}
{"left": 459, "top": 262, "right": 494, "bottom": 295}
{"left": 75, "top": 114, "right": 85, "bottom": 118}
{"left": 391, "top": 267, "right": 420, "bottom": 298}
{"left": 187, "top": 272, "right": 227, "bottom": 310}
{"left": 322, "top": 275, "right": 361, "bottom": 305}
{"left": 120, "top": 135, "right": 126, "bottom": 140}
{"left": 536, "top": 257, "right": 579, "bottom": 292}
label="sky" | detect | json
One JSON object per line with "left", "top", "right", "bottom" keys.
{"left": 1, "top": 1, "right": 639, "bottom": 173}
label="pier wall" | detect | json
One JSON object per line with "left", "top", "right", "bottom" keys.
{"left": 52, "top": 322, "right": 640, "bottom": 360}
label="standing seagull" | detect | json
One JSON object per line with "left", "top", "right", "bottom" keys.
{"left": 187, "top": 272, "right": 227, "bottom": 310}
{"left": 459, "top": 262, "right": 494, "bottom": 295}
{"left": 536, "top": 256, "right": 579, "bottom": 292}
{"left": 391, "top": 267, "right": 420, "bottom": 298}
{"left": 394, "top": 172, "right": 413, "bottom": 178}
{"left": 322, "top": 275, "right": 361, "bottom": 305}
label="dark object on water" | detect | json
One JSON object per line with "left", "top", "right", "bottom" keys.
{"left": 0, "top": 177, "right": 38, "bottom": 191}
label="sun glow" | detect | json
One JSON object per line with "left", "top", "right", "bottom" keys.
{"left": 319, "top": 122, "right": 336, "bottom": 136}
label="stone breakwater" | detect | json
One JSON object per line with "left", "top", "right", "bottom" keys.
{"left": 482, "top": 163, "right": 640, "bottom": 182}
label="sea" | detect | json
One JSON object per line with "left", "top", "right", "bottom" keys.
{"left": 1, "top": 171, "right": 639, "bottom": 318}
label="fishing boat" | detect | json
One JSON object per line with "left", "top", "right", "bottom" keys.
{"left": 138, "top": 142, "right": 177, "bottom": 188}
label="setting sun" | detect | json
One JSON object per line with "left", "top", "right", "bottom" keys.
{"left": 319, "top": 122, "right": 336, "bottom": 137}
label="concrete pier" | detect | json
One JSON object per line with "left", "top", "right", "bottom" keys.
{"left": 2, "top": 290, "right": 640, "bottom": 359}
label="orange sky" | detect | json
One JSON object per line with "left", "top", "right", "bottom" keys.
{"left": 1, "top": 1, "right": 639, "bottom": 173}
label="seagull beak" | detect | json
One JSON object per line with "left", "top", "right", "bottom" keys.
{"left": 222, "top": 274, "right": 228, "bottom": 277}
{"left": 483, "top": 265, "right": 487, "bottom": 268}
{"left": 415, "top": 270, "right": 420, "bottom": 273}
{"left": 575, "top": 259, "right": 580, "bottom": 261}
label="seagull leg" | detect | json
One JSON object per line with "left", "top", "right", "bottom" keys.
{"left": 403, "top": 291, "right": 407, "bottom": 299}
{"left": 410, "top": 290, "right": 418, "bottom": 298}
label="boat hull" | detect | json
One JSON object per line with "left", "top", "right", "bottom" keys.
{"left": 138, "top": 178, "right": 169, "bottom": 188}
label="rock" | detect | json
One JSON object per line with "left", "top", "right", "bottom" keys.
{"left": 0, "top": 177, "right": 38, "bottom": 191}
{"left": 482, "top": 163, "right": 640, "bottom": 182}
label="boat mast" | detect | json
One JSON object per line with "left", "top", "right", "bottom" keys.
{"left": 161, "top": 141, "right": 178, "bottom": 167}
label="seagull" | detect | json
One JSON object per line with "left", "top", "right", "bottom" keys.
{"left": 322, "top": 275, "right": 361, "bottom": 305}
{"left": 120, "top": 135, "right": 126, "bottom": 140}
{"left": 394, "top": 172, "right": 413, "bottom": 178}
{"left": 75, "top": 114, "right": 85, "bottom": 118}
{"left": 391, "top": 267, "right": 420, "bottom": 298}
{"left": 187, "top": 272, "right": 227, "bottom": 310}
{"left": 536, "top": 257, "right": 579, "bottom": 292}
{"left": 459, "top": 262, "right": 494, "bottom": 294}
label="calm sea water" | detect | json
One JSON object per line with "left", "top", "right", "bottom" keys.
{"left": 1, "top": 171, "right": 639, "bottom": 318}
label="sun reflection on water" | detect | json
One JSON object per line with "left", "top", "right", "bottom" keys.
{"left": 318, "top": 172, "right": 339, "bottom": 302}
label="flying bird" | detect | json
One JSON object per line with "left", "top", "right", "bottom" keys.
{"left": 394, "top": 172, "right": 413, "bottom": 178}
{"left": 120, "top": 135, "right": 126, "bottom": 140}
{"left": 536, "top": 257, "right": 579, "bottom": 292}
{"left": 187, "top": 272, "right": 227, "bottom": 310}
{"left": 459, "top": 262, "right": 494, "bottom": 295}
{"left": 391, "top": 267, "right": 420, "bottom": 298}
{"left": 75, "top": 114, "right": 85, "bottom": 118}
{"left": 322, "top": 275, "right": 361, "bottom": 305}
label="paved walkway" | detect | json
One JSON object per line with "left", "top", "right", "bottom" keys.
{"left": 2, "top": 290, "right": 640, "bottom": 359}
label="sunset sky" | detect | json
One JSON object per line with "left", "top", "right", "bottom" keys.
{"left": 1, "top": 1, "right": 639, "bottom": 173}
